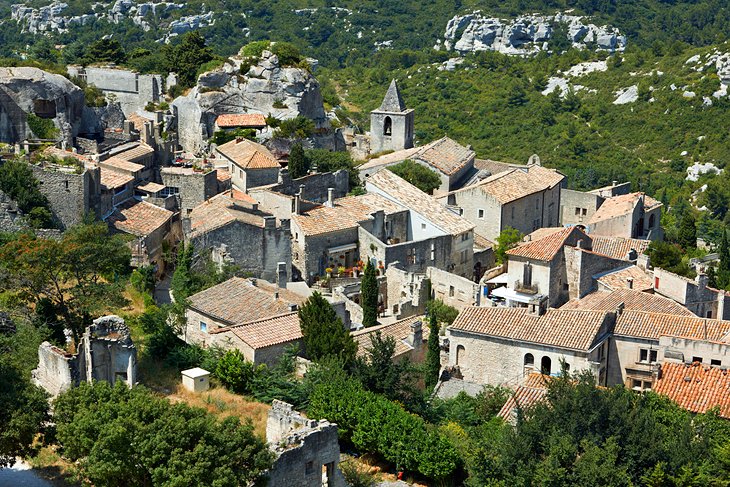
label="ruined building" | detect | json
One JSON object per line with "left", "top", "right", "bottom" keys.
{"left": 266, "top": 400, "right": 346, "bottom": 487}
{"left": 33, "top": 315, "right": 137, "bottom": 396}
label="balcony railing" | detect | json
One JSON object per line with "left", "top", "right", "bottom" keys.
{"left": 514, "top": 280, "right": 538, "bottom": 294}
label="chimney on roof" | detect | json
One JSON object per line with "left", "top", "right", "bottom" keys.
{"left": 277, "top": 262, "right": 287, "bottom": 289}
{"left": 616, "top": 302, "right": 625, "bottom": 316}
{"left": 612, "top": 180, "right": 618, "bottom": 187}
{"left": 697, "top": 273, "right": 708, "bottom": 291}
{"left": 142, "top": 121, "right": 154, "bottom": 146}
{"left": 294, "top": 191, "right": 301, "bottom": 215}
{"left": 627, "top": 248, "right": 638, "bottom": 261}
{"left": 288, "top": 303, "right": 298, "bottom": 312}
{"left": 123, "top": 120, "right": 133, "bottom": 138}
{"left": 326, "top": 187, "right": 334, "bottom": 208}
{"left": 626, "top": 277, "right": 634, "bottom": 290}
{"left": 408, "top": 320, "right": 423, "bottom": 348}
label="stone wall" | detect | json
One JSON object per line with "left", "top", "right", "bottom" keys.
{"left": 276, "top": 170, "right": 349, "bottom": 204}
{"left": 160, "top": 168, "right": 219, "bottom": 216}
{"left": 31, "top": 164, "right": 99, "bottom": 230}
{"left": 370, "top": 109, "right": 414, "bottom": 154}
{"left": 384, "top": 263, "right": 429, "bottom": 319}
{"left": 560, "top": 188, "right": 603, "bottom": 226}
{"left": 0, "top": 189, "right": 26, "bottom": 231}
{"left": 32, "top": 342, "right": 78, "bottom": 396}
{"left": 427, "top": 266, "right": 479, "bottom": 309}
{"left": 266, "top": 400, "right": 346, "bottom": 487}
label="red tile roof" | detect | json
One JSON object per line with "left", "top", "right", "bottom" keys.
{"left": 506, "top": 226, "right": 589, "bottom": 262}
{"left": 561, "top": 289, "right": 694, "bottom": 316}
{"left": 216, "top": 138, "right": 280, "bottom": 170}
{"left": 189, "top": 192, "right": 269, "bottom": 237}
{"left": 498, "top": 380, "right": 548, "bottom": 421}
{"left": 457, "top": 165, "right": 564, "bottom": 204}
{"left": 595, "top": 266, "right": 654, "bottom": 292}
{"left": 99, "top": 168, "right": 133, "bottom": 189}
{"left": 216, "top": 113, "right": 267, "bottom": 128}
{"left": 228, "top": 312, "right": 301, "bottom": 349}
{"left": 590, "top": 236, "right": 651, "bottom": 261}
{"left": 292, "top": 193, "right": 405, "bottom": 236}
{"left": 654, "top": 362, "right": 730, "bottom": 418}
{"left": 614, "top": 310, "right": 730, "bottom": 341}
{"left": 588, "top": 192, "right": 662, "bottom": 224}
{"left": 352, "top": 315, "right": 429, "bottom": 358}
{"left": 114, "top": 143, "right": 154, "bottom": 163}
{"left": 107, "top": 199, "right": 172, "bottom": 237}
{"left": 449, "top": 306, "right": 609, "bottom": 351}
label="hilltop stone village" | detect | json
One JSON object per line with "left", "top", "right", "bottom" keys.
{"left": 2, "top": 46, "right": 730, "bottom": 485}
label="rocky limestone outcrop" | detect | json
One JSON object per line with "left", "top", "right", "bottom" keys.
{"left": 172, "top": 50, "right": 329, "bottom": 154}
{"left": 438, "top": 11, "right": 626, "bottom": 55}
{"left": 0, "top": 67, "right": 86, "bottom": 144}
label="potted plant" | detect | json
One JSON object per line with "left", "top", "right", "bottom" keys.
{"left": 338, "top": 266, "right": 346, "bottom": 277}
{"left": 325, "top": 267, "right": 333, "bottom": 278}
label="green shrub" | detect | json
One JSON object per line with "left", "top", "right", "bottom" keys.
{"left": 26, "top": 114, "right": 59, "bottom": 140}
{"left": 274, "top": 116, "right": 315, "bottom": 139}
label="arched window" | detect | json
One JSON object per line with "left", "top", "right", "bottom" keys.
{"left": 456, "top": 345, "right": 465, "bottom": 365}
{"left": 541, "top": 356, "right": 552, "bottom": 375}
{"left": 648, "top": 213, "right": 656, "bottom": 229}
{"left": 383, "top": 116, "right": 392, "bottom": 136}
{"left": 524, "top": 353, "right": 534, "bottom": 367}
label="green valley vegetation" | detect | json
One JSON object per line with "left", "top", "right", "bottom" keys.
{"left": 0, "top": 158, "right": 55, "bottom": 228}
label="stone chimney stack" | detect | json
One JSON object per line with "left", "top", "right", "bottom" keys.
{"left": 294, "top": 192, "right": 301, "bottom": 215}
{"left": 626, "top": 277, "right": 634, "bottom": 290}
{"left": 616, "top": 302, "right": 625, "bottom": 316}
{"left": 627, "top": 248, "right": 638, "bottom": 261}
{"left": 697, "top": 273, "right": 708, "bottom": 291}
{"left": 123, "top": 120, "right": 133, "bottom": 138}
{"left": 326, "top": 187, "right": 334, "bottom": 208}
{"left": 576, "top": 239, "right": 584, "bottom": 249}
{"left": 277, "top": 262, "right": 287, "bottom": 289}
{"left": 409, "top": 320, "right": 423, "bottom": 348}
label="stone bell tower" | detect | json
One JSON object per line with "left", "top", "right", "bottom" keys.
{"left": 370, "top": 79, "right": 414, "bottom": 154}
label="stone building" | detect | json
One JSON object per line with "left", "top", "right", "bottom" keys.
{"left": 369, "top": 79, "right": 414, "bottom": 155}
{"left": 352, "top": 315, "right": 429, "bottom": 362}
{"left": 266, "top": 400, "right": 346, "bottom": 487}
{"left": 446, "top": 306, "right": 613, "bottom": 386}
{"left": 358, "top": 136, "right": 476, "bottom": 194}
{"left": 427, "top": 266, "right": 480, "bottom": 309}
{"left": 160, "top": 166, "right": 220, "bottom": 217}
{"left": 559, "top": 181, "right": 631, "bottom": 226}
{"left": 586, "top": 192, "right": 663, "bottom": 240}
{"left": 186, "top": 190, "right": 291, "bottom": 283}
{"left": 652, "top": 268, "right": 730, "bottom": 319}
{"left": 215, "top": 137, "right": 281, "bottom": 191}
{"left": 0, "top": 189, "right": 26, "bottom": 231}
{"left": 438, "top": 163, "right": 564, "bottom": 241}
{"left": 32, "top": 315, "right": 137, "bottom": 396}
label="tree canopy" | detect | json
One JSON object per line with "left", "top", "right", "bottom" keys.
{"left": 0, "top": 158, "right": 54, "bottom": 228}
{"left": 387, "top": 160, "right": 441, "bottom": 194}
{"left": 360, "top": 260, "right": 378, "bottom": 327}
{"left": 298, "top": 291, "right": 357, "bottom": 363}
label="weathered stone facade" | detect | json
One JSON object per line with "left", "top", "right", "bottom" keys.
{"left": 31, "top": 162, "right": 101, "bottom": 230}
{"left": 369, "top": 80, "right": 414, "bottom": 155}
{"left": 427, "top": 266, "right": 479, "bottom": 309}
{"left": 0, "top": 189, "right": 26, "bottom": 231}
{"left": 653, "top": 268, "right": 730, "bottom": 320}
{"left": 160, "top": 167, "right": 219, "bottom": 216}
{"left": 32, "top": 315, "right": 137, "bottom": 396}
{"left": 266, "top": 400, "right": 346, "bottom": 487}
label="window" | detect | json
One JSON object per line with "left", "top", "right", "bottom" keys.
{"left": 421, "top": 223, "right": 426, "bottom": 230}
{"left": 449, "top": 285, "right": 455, "bottom": 297}
{"left": 582, "top": 208, "right": 587, "bottom": 216}
{"left": 478, "top": 209, "right": 484, "bottom": 219}
{"left": 383, "top": 116, "right": 392, "bottom": 136}
{"left": 161, "top": 186, "right": 180, "bottom": 197}
{"left": 535, "top": 198, "right": 539, "bottom": 209}
{"left": 706, "top": 310, "right": 713, "bottom": 318}
{"left": 597, "top": 342, "right": 605, "bottom": 361}
{"left": 541, "top": 356, "right": 552, "bottom": 375}
{"left": 648, "top": 213, "right": 656, "bottom": 228}
{"left": 632, "top": 379, "right": 652, "bottom": 391}
{"left": 524, "top": 353, "right": 534, "bottom": 367}
{"left": 460, "top": 249, "right": 468, "bottom": 264}
{"left": 305, "top": 461, "right": 314, "bottom": 475}
{"left": 199, "top": 321, "right": 208, "bottom": 333}
{"left": 64, "top": 180, "right": 69, "bottom": 190}
{"left": 639, "top": 349, "right": 657, "bottom": 364}
{"left": 711, "top": 359, "right": 722, "bottom": 366}
{"left": 692, "top": 356, "right": 703, "bottom": 364}
{"left": 511, "top": 206, "right": 515, "bottom": 219}
{"left": 523, "top": 262, "right": 532, "bottom": 287}
{"left": 654, "top": 277, "right": 660, "bottom": 289}
{"left": 430, "top": 242, "right": 435, "bottom": 261}
{"left": 239, "top": 169, "right": 243, "bottom": 179}
{"left": 461, "top": 233, "right": 469, "bottom": 242}
{"left": 563, "top": 282, "right": 569, "bottom": 291}
{"left": 456, "top": 345, "right": 465, "bottom": 365}
{"left": 575, "top": 207, "right": 581, "bottom": 216}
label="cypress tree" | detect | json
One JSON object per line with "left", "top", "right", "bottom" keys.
{"left": 298, "top": 292, "right": 356, "bottom": 363}
{"left": 287, "top": 143, "right": 308, "bottom": 179}
{"left": 677, "top": 211, "right": 697, "bottom": 250}
{"left": 718, "top": 230, "right": 730, "bottom": 289}
{"left": 425, "top": 311, "right": 441, "bottom": 390}
{"left": 361, "top": 260, "right": 378, "bottom": 327}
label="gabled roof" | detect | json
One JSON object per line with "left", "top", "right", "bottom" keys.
{"left": 113, "top": 143, "right": 154, "bottom": 163}
{"left": 654, "top": 362, "right": 730, "bottom": 418}
{"left": 189, "top": 277, "right": 304, "bottom": 326}
{"left": 352, "top": 315, "right": 429, "bottom": 358}
{"left": 216, "top": 138, "right": 280, "bottom": 170}
{"left": 101, "top": 156, "right": 145, "bottom": 173}
{"left": 367, "top": 169, "right": 474, "bottom": 235}
{"left": 449, "top": 307, "right": 609, "bottom": 352}
{"left": 377, "top": 79, "right": 407, "bottom": 112}
{"left": 189, "top": 191, "right": 271, "bottom": 238}
{"left": 595, "top": 266, "right": 654, "bottom": 292}
{"left": 215, "top": 113, "right": 267, "bottom": 128}
{"left": 107, "top": 199, "right": 172, "bottom": 237}
{"left": 614, "top": 310, "right": 730, "bottom": 341}
{"left": 588, "top": 192, "right": 662, "bottom": 224}
{"left": 506, "top": 226, "right": 589, "bottom": 262}
{"left": 560, "top": 289, "right": 695, "bottom": 316}
{"left": 359, "top": 136, "right": 474, "bottom": 176}
{"left": 590, "top": 235, "right": 651, "bottom": 260}
{"left": 453, "top": 165, "right": 564, "bottom": 204}
{"left": 99, "top": 168, "right": 133, "bottom": 189}
{"left": 228, "top": 312, "right": 301, "bottom": 350}
{"left": 497, "top": 374, "right": 549, "bottom": 421}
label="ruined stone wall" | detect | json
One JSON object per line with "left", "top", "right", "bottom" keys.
{"left": 276, "top": 170, "right": 349, "bottom": 203}
{"left": 68, "top": 66, "right": 163, "bottom": 117}
{"left": 32, "top": 342, "right": 78, "bottom": 396}
{"left": 160, "top": 169, "right": 218, "bottom": 216}
{"left": 0, "top": 189, "right": 26, "bottom": 231}
{"left": 266, "top": 400, "right": 346, "bottom": 487}
{"left": 427, "top": 266, "right": 478, "bottom": 309}
{"left": 31, "top": 164, "right": 98, "bottom": 230}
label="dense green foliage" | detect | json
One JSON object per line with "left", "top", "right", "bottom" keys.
{"left": 287, "top": 143, "right": 308, "bottom": 178}
{"left": 53, "top": 381, "right": 273, "bottom": 486}
{"left": 161, "top": 31, "right": 216, "bottom": 88}
{"left": 298, "top": 291, "right": 357, "bottom": 363}
{"left": 426, "top": 298, "right": 459, "bottom": 327}
{"left": 309, "top": 376, "right": 461, "bottom": 480}
{"left": 646, "top": 240, "right": 695, "bottom": 277}
{"left": 425, "top": 312, "right": 440, "bottom": 390}
{"left": 0, "top": 158, "right": 54, "bottom": 228}
{"left": 304, "top": 148, "right": 361, "bottom": 191}
{"left": 274, "top": 115, "right": 315, "bottom": 139}
{"left": 387, "top": 160, "right": 442, "bottom": 194}
{"left": 360, "top": 260, "right": 378, "bottom": 327}
{"left": 211, "top": 128, "right": 256, "bottom": 146}
{"left": 495, "top": 227, "right": 523, "bottom": 264}
{"left": 0, "top": 222, "right": 131, "bottom": 341}
{"left": 26, "top": 113, "right": 59, "bottom": 140}
{"left": 170, "top": 243, "right": 237, "bottom": 303}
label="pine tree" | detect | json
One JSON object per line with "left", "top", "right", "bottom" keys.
{"left": 287, "top": 143, "right": 308, "bottom": 179}
{"left": 425, "top": 311, "right": 441, "bottom": 390}
{"left": 361, "top": 261, "right": 378, "bottom": 327}
{"left": 677, "top": 211, "right": 697, "bottom": 250}
{"left": 717, "top": 230, "right": 730, "bottom": 289}
{"left": 298, "top": 292, "right": 357, "bottom": 363}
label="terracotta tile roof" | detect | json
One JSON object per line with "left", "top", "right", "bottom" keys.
{"left": 654, "top": 362, "right": 730, "bottom": 418}
{"left": 614, "top": 310, "right": 730, "bottom": 341}
{"left": 473, "top": 233, "right": 495, "bottom": 250}
{"left": 114, "top": 143, "right": 154, "bottom": 162}
{"left": 367, "top": 170, "right": 474, "bottom": 235}
{"left": 231, "top": 189, "right": 257, "bottom": 204}
{"left": 473, "top": 158, "right": 519, "bottom": 176}
{"left": 99, "top": 168, "right": 133, "bottom": 189}
{"left": 189, "top": 277, "right": 304, "bottom": 326}
{"left": 588, "top": 192, "right": 662, "bottom": 224}
{"left": 216, "top": 138, "right": 280, "bottom": 170}
{"left": 560, "top": 289, "right": 695, "bottom": 316}
{"left": 292, "top": 193, "right": 405, "bottom": 236}
{"left": 352, "top": 315, "right": 429, "bottom": 358}
{"left": 590, "top": 235, "right": 651, "bottom": 260}
{"left": 360, "top": 137, "right": 473, "bottom": 176}
{"left": 216, "top": 168, "right": 232, "bottom": 182}
{"left": 506, "top": 226, "right": 588, "bottom": 262}
{"left": 107, "top": 199, "right": 172, "bottom": 237}
{"left": 498, "top": 378, "right": 548, "bottom": 421}
{"left": 457, "top": 165, "right": 564, "bottom": 204}
{"left": 449, "top": 306, "right": 609, "bottom": 351}
{"left": 126, "top": 112, "right": 152, "bottom": 129}
{"left": 189, "top": 192, "right": 269, "bottom": 237}
{"left": 595, "top": 266, "right": 654, "bottom": 291}
{"left": 359, "top": 147, "right": 421, "bottom": 170}
{"left": 137, "top": 181, "right": 165, "bottom": 194}
{"left": 101, "top": 156, "right": 145, "bottom": 173}
{"left": 228, "top": 312, "right": 301, "bottom": 349}
{"left": 215, "top": 113, "right": 267, "bottom": 128}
